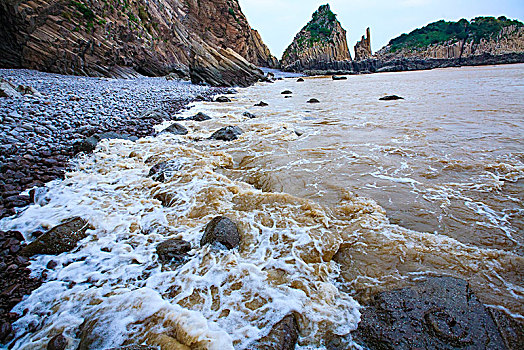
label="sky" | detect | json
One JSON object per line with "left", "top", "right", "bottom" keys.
{"left": 238, "top": 0, "right": 524, "bottom": 59}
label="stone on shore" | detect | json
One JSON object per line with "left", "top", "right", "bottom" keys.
{"left": 353, "top": 276, "right": 509, "bottom": 350}
{"left": 21, "top": 218, "right": 93, "bottom": 256}
{"left": 156, "top": 239, "right": 191, "bottom": 263}
{"left": 200, "top": 216, "right": 240, "bottom": 249}
{"left": 297, "top": 78, "right": 304, "bottom": 82}
{"left": 187, "top": 112, "right": 211, "bottom": 121}
{"left": 379, "top": 95, "right": 404, "bottom": 100}
{"left": 210, "top": 126, "right": 243, "bottom": 141}
{"left": 247, "top": 314, "right": 299, "bottom": 350}
{"left": 307, "top": 98, "right": 320, "bottom": 103}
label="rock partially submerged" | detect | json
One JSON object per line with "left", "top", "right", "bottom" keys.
{"left": 73, "top": 132, "right": 138, "bottom": 154}
{"left": 160, "top": 123, "right": 188, "bottom": 135}
{"left": 379, "top": 95, "right": 404, "bottom": 101}
{"left": 215, "top": 96, "right": 231, "bottom": 103}
{"left": 307, "top": 98, "right": 320, "bottom": 103}
{"left": 332, "top": 75, "right": 347, "bottom": 80}
{"left": 353, "top": 276, "right": 511, "bottom": 350}
{"left": 210, "top": 126, "right": 243, "bottom": 141}
{"left": 247, "top": 314, "right": 299, "bottom": 350}
{"left": 255, "top": 101, "right": 269, "bottom": 107}
{"left": 156, "top": 239, "right": 191, "bottom": 263}
{"left": 148, "top": 160, "right": 185, "bottom": 182}
{"left": 297, "top": 78, "right": 305, "bottom": 82}
{"left": 187, "top": 112, "right": 211, "bottom": 121}
{"left": 281, "top": 90, "right": 293, "bottom": 95}
{"left": 243, "top": 112, "right": 256, "bottom": 119}
{"left": 21, "top": 218, "right": 93, "bottom": 256}
{"left": 200, "top": 216, "right": 240, "bottom": 249}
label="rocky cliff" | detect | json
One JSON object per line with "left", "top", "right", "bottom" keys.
{"left": 376, "top": 16, "right": 524, "bottom": 61}
{"left": 354, "top": 28, "right": 372, "bottom": 61}
{"left": 0, "top": 0, "right": 278, "bottom": 86}
{"left": 281, "top": 4, "right": 351, "bottom": 71}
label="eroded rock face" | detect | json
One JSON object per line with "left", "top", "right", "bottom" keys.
{"left": 353, "top": 276, "right": 509, "bottom": 350}
{"left": 281, "top": 4, "right": 351, "bottom": 71}
{"left": 21, "top": 218, "right": 92, "bottom": 256}
{"left": 0, "top": 0, "right": 275, "bottom": 86}
{"left": 354, "top": 28, "right": 372, "bottom": 61}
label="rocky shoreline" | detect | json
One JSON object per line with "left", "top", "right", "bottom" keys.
{"left": 288, "top": 52, "right": 524, "bottom": 76}
{"left": 0, "top": 68, "right": 223, "bottom": 343}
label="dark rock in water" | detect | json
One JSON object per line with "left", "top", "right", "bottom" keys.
{"left": 247, "top": 314, "right": 299, "bottom": 350}
{"left": 188, "top": 112, "right": 211, "bottom": 121}
{"left": 224, "top": 89, "right": 238, "bottom": 95}
{"left": 215, "top": 96, "right": 231, "bottom": 103}
{"left": 353, "top": 276, "right": 509, "bottom": 350}
{"left": 160, "top": 123, "right": 188, "bottom": 135}
{"left": 297, "top": 78, "right": 304, "bottom": 82}
{"left": 210, "top": 126, "right": 243, "bottom": 141}
{"left": 156, "top": 239, "right": 191, "bottom": 263}
{"left": 379, "top": 95, "right": 404, "bottom": 101}
{"left": 281, "top": 90, "right": 293, "bottom": 95}
{"left": 243, "top": 112, "right": 256, "bottom": 119}
{"left": 148, "top": 160, "right": 184, "bottom": 182}
{"left": 47, "top": 334, "right": 67, "bottom": 350}
{"left": 307, "top": 98, "right": 320, "bottom": 103}
{"left": 21, "top": 217, "right": 93, "bottom": 256}
{"left": 255, "top": 101, "right": 268, "bottom": 107}
{"left": 72, "top": 137, "right": 99, "bottom": 154}
{"left": 200, "top": 216, "right": 240, "bottom": 249}
{"left": 332, "top": 75, "right": 347, "bottom": 80}
{"left": 294, "top": 130, "right": 303, "bottom": 137}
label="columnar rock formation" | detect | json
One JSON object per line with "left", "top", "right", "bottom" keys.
{"left": 354, "top": 28, "right": 372, "bottom": 61}
{"left": 0, "top": 0, "right": 279, "bottom": 86}
{"left": 281, "top": 4, "right": 351, "bottom": 71}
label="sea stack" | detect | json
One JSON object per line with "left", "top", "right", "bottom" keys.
{"left": 281, "top": 4, "right": 351, "bottom": 71}
{"left": 354, "top": 27, "right": 372, "bottom": 61}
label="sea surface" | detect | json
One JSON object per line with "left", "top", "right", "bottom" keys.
{"left": 1, "top": 64, "right": 523, "bottom": 349}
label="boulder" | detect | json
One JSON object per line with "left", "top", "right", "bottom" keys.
{"left": 21, "top": 218, "right": 93, "bottom": 256}
{"left": 254, "top": 101, "right": 268, "bottom": 107}
{"left": 148, "top": 160, "right": 184, "bottom": 182}
{"left": 210, "top": 126, "right": 243, "bottom": 141}
{"left": 332, "top": 75, "right": 347, "bottom": 80}
{"left": 243, "top": 112, "right": 256, "bottom": 119}
{"left": 307, "top": 98, "right": 320, "bottom": 103}
{"left": 297, "top": 78, "right": 305, "bottom": 82}
{"left": 47, "top": 334, "right": 67, "bottom": 350}
{"left": 200, "top": 216, "right": 240, "bottom": 249}
{"left": 353, "top": 276, "right": 509, "bottom": 350}
{"left": 140, "top": 109, "right": 169, "bottom": 121}
{"left": 215, "top": 96, "right": 231, "bottom": 103}
{"left": 281, "top": 90, "right": 293, "bottom": 95}
{"left": 379, "top": 95, "right": 404, "bottom": 101}
{"left": 156, "top": 239, "right": 191, "bottom": 263}
{"left": 73, "top": 137, "right": 99, "bottom": 154}
{"left": 247, "top": 314, "right": 299, "bottom": 350}
{"left": 187, "top": 112, "right": 211, "bottom": 121}
{"left": 0, "top": 78, "right": 21, "bottom": 98}
{"left": 160, "top": 123, "right": 188, "bottom": 135}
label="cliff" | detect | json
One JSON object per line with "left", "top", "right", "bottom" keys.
{"left": 354, "top": 28, "right": 372, "bottom": 61}
{"left": 281, "top": 4, "right": 351, "bottom": 71}
{"left": 376, "top": 16, "right": 524, "bottom": 61}
{"left": 0, "top": 0, "right": 278, "bottom": 86}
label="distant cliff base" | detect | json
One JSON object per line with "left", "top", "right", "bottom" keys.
{"left": 292, "top": 53, "right": 524, "bottom": 76}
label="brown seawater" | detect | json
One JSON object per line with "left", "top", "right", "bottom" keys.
{"left": 1, "top": 64, "right": 523, "bottom": 349}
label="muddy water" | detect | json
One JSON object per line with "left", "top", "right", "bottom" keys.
{"left": 1, "top": 65, "right": 523, "bottom": 349}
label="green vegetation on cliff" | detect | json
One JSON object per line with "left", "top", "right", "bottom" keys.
{"left": 389, "top": 16, "right": 523, "bottom": 52}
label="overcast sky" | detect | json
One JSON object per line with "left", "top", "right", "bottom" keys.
{"left": 238, "top": 0, "right": 524, "bottom": 59}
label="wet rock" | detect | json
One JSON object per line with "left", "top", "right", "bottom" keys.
{"left": 243, "top": 112, "right": 256, "bottom": 119}
{"left": 200, "top": 216, "right": 240, "bottom": 249}
{"left": 210, "top": 126, "right": 243, "bottom": 141}
{"left": 307, "top": 98, "right": 320, "bottom": 103}
{"left": 148, "top": 160, "right": 184, "bottom": 182}
{"left": 297, "top": 78, "right": 304, "bottom": 82}
{"left": 21, "top": 218, "right": 93, "bottom": 256}
{"left": 332, "top": 75, "right": 347, "bottom": 80}
{"left": 214, "top": 96, "right": 231, "bottom": 103}
{"left": 156, "top": 239, "right": 191, "bottom": 263}
{"left": 281, "top": 90, "right": 293, "bottom": 95}
{"left": 379, "top": 95, "right": 404, "bottom": 101}
{"left": 72, "top": 137, "right": 99, "bottom": 154}
{"left": 247, "top": 314, "right": 299, "bottom": 350}
{"left": 47, "top": 334, "right": 67, "bottom": 350}
{"left": 254, "top": 101, "right": 268, "bottom": 107}
{"left": 160, "top": 123, "right": 188, "bottom": 135}
{"left": 353, "top": 276, "right": 509, "bottom": 350}
{"left": 187, "top": 112, "right": 211, "bottom": 121}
